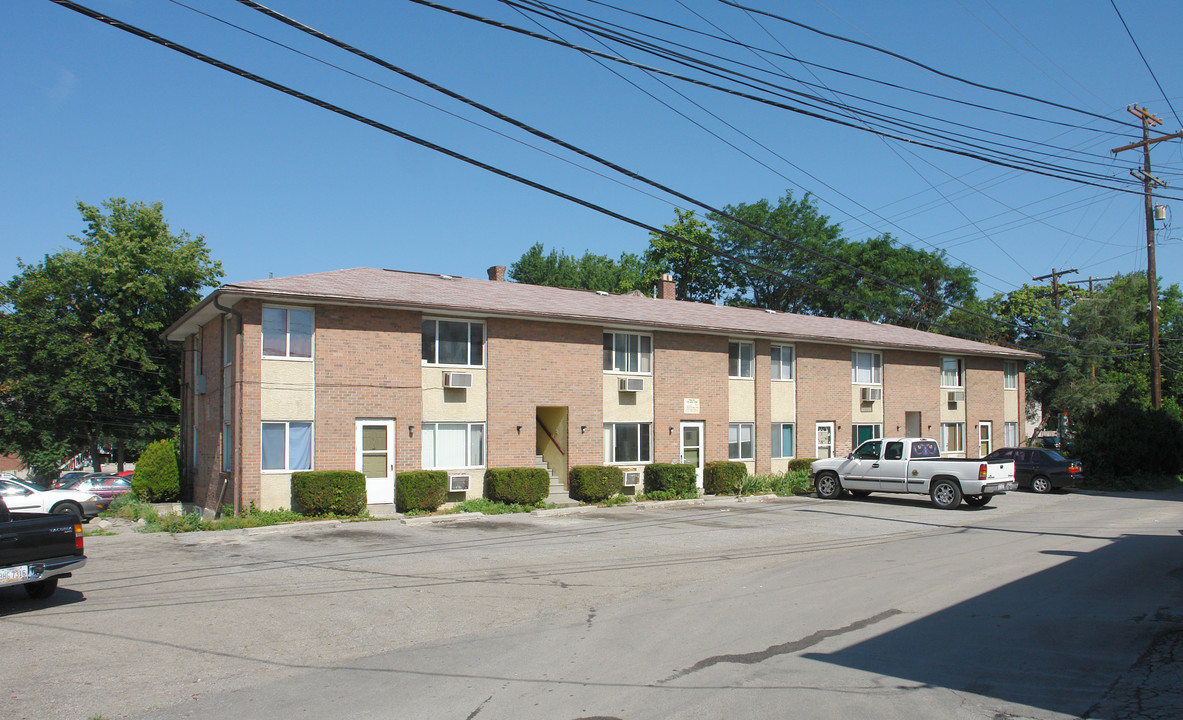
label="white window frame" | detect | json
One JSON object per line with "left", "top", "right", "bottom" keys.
{"left": 771, "top": 344, "right": 794, "bottom": 381}
{"left": 261, "top": 421, "right": 313, "bottom": 472}
{"left": 940, "top": 422, "right": 966, "bottom": 454}
{"left": 851, "top": 350, "right": 882, "bottom": 385}
{"left": 421, "top": 422, "right": 486, "bottom": 469}
{"left": 771, "top": 422, "right": 795, "bottom": 459}
{"left": 728, "top": 423, "right": 754, "bottom": 461}
{"left": 603, "top": 422, "right": 652, "bottom": 464}
{"left": 941, "top": 357, "right": 964, "bottom": 388}
{"left": 1004, "top": 421, "right": 1019, "bottom": 447}
{"left": 729, "top": 341, "right": 754, "bottom": 379}
{"left": 603, "top": 332, "right": 652, "bottom": 374}
{"left": 852, "top": 423, "right": 882, "bottom": 448}
{"left": 262, "top": 306, "right": 314, "bottom": 360}
{"left": 1003, "top": 361, "right": 1018, "bottom": 390}
{"left": 422, "top": 318, "right": 485, "bottom": 368}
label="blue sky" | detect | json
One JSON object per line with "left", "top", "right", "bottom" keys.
{"left": 3, "top": 0, "right": 1182, "bottom": 303}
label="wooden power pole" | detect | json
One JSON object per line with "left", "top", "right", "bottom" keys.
{"left": 1112, "top": 106, "right": 1183, "bottom": 410}
{"left": 1033, "top": 268, "right": 1078, "bottom": 308}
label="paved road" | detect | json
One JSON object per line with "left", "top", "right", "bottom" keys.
{"left": 3, "top": 489, "right": 1181, "bottom": 720}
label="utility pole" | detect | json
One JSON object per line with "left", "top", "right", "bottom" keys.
{"left": 1066, "top": 276, "right": 1116, "bottom": 381}
{"left": 1111, "top": 106, "right": 1183, "bottom": 409}
{"left": 1033, "top": 268, "right": 1078, "bottom": 308}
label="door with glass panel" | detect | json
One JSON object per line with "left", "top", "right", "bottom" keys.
{"left": 680, "top": 421, "right": 705, "bottom": 488}
{"left": 356, "top": 420, "right": 395, "bottom": 505}
{"left": 815, "top": 422, "right": 835, "bottom": 459}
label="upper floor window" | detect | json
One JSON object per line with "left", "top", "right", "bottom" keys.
{"left": 263, "top": 307, "right": 313, "bottom": 359}
{"left": 422, "top": 319, "right": 484, "bottom": 366}
{"left": 603, "top": 332, "right": 651, "bottom": 374}
{"left": 729, "top": 341, "right": 754, "bottom": 379}
{"left": 852, "top": 351, "right": 882, "bottom": 385}
{"left": 222, "top": 315, "right": 234, "bottom": 366}
{"left": 1004, "top": 361, "right": 1018, "bottom": 390}
{"left": 941, "top": 358, "right": 964, "bottom": 388}
{"left": 771, "top": 344, "right": 794, "bottom": 380}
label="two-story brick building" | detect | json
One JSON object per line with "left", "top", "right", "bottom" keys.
{"left": 163, "top": 266, "right": 1036, "bottom": 513}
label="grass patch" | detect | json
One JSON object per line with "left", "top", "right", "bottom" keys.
{"left": 599, "top": 494, "right": 633, "bottom": 506}
{"left": 83, "top": 528, "right": 117, "bottom": 537}
{"left": 636, "top": 489, "right": 699, "bottom": 502}
{"left": 446, "top": 498, "right": 547, "bottom": 515}
{"left": 102, "top": 495, "right": 361, "bottom": 533}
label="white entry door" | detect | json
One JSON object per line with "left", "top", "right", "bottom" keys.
{"left": 356, "top": 419, "right": 395, "bottom": 505}
{"left": 815, "top": 421, "right": 835, "bottom": 459}
{"left": 680, "top": 421, "right": 705, "bottom": 488}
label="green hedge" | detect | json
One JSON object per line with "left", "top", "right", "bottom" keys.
{"left": 643, "top": 463, "right": 697, "bottom": 495}
{"left": 485, "top": 467, "right": 550, "bottom": 505}
{"left": 395, "top": 470, "right": 448, "bottom": 513}
{"left": 291, "top": 470, "right": 367, "bottom": 515}
{"left": 788, "top": 458, "right": 816, "bottom": 472}
{"left": 568, "top": 465, "right": 624, "bottom": 502}
{"left": 703, "top": 461, "right": 747, "bottom": 495}
{"left": 132, "top": 439, "right": 180, "bottom": 502}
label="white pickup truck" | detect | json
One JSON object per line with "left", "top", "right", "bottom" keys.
{"left": 811, "top": 437, "right": 1017, "bottom": 509}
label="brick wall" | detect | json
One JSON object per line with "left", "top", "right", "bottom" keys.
{"left": 797, "top": 342, "right": 854, "bottom": 458}
{"left": 653, "top": 331, "right": 729, "bottom": 464}
{"left": 487, "top": 319, "right": 603, "bottom": 469}
{"left": 883, "top": 349, "right": 941, "bottom": 440}
{"left": 966, "top": 356, "right": 1005, "bottom": 458}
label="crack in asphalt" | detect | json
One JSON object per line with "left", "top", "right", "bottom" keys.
{"left": 660, "top": 608, "right": 903, "bottom": 683}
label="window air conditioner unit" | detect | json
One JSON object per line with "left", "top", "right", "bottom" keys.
{"left": 443, "top": 372, "right": 473, "bottom": 389}
{"left": 194, "top": 375, "right": 207, "bottom": 395}
{"left": 860, "top": 387, "right": 882, "bottom": 402}
{"left": 618, "top": 377, "right": 644, "bottom": 393}
{"left": 623, "top": 471, "right": 642, "bottom": 487}
{"left": 948, "top": 390, "right": 965, "bottom": 403}
{"left": 449, "top": 474, "right": 471, "bottom": 492}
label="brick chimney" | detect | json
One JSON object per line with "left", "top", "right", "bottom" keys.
{"left": 487, "top": 265, "right": 506, "bottom": 282}
{"left": 658, "top": 273, "right": 676, "bottom": 300}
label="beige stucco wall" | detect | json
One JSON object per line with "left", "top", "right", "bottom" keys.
{"left": 728, "top": 378, "right": 755, "bottom": 422}
{"left": 850, "top": 386, "right": 883, "bottom": 423}
{"left": 422, "top": 367, "right": 487, "bottom": 421}
{"left": 260, "top": 473, "right": 292, "bottom": 511}
{"left": 260, "top": 359, "right": 314, "bottom": 420}
{"left": 1004, "top": 387, "right": 1019, "bottom": 421}
{"left": 939, "top": 392, "right": 966, "bottom": 424}
{"left": 770, "top": 380, "right": 795, "bottom": 422}
{"left": 603, "top": 375, "right": 653, "bottom": 422}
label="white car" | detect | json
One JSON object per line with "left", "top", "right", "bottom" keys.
{"left": 0, "top": 477, "right": 106, "bottom": 519}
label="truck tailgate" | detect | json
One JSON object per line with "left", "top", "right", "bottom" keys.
{"left": 0, "top": 513, "right": 82, "bottom": 567}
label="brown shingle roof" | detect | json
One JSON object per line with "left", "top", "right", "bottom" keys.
{"left": 168, "top": 267, "right": 1037, "bottom": 359}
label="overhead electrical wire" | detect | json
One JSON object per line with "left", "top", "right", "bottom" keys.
{"left": 1108, "top": 0, "right": 1181, "bottom": 128}
{"left": 44, "top": 0, "right": 1155, "bottom": 357}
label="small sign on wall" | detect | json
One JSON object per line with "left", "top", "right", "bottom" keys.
{"left": 684, "top": 398, "right": 700, "bottom": 414}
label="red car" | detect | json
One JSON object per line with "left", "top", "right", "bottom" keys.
{"left": 55, "top": 474, "right": 133, "bottom": 502}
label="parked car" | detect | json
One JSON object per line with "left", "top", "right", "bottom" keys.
{"left": 0, "top": 495, "right": 87, "bottom": 599}
{"left": 51, "top": 471, "right": 92, "bottom": 489}
{"left": 983, "top": 447, "right": 1081, "bottom": 493}
{"left": 0, "top": 478, "right": 106, "bottom": 519}
{"left": 811, "top": 437, "right": 1017, "bottom": 509}
{"left": 114, "top": 470, "right": 135, "bottom": 478}
{"left": 55, "top": 475, "right": 133, "bottom": 502}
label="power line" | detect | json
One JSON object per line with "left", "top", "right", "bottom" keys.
{"left": 1109, "top": 0, "right": 1181, "bottom": 128}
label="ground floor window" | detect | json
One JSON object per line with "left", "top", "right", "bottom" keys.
{"left": 604, "top": 423, "right": 651, "bottom": 463}
{"left": 852, "top": 423, "right": 882, "bottom": 448}
{"left": 422, "top": 422, "right": 485, "bottom": 469}
{"left": 729, "top": 423, "right": 754, "bottom": 461}
{"left": 1004, "top": 422, "right": 1019, "bottom": 447}
{"left": 940, "top": 422, "right": 965, "bottom": 454}
{"left": 771, "top": 423, "right": 795, "bottom": 459}
{"left": 262, "top": 421, "right": 312, "bottom": 471}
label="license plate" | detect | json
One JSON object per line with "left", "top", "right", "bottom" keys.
{"left": 0, "top": 565, "right": 31, "bottom": 586}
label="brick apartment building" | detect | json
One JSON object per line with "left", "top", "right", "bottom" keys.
{"left": 163, "top": 266, "right": 1037, "bottom": 513}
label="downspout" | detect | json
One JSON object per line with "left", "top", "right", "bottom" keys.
{"left": 214, "top": 296, "right": 243, "bottom": 516}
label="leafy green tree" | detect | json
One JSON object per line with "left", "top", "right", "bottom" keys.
{"left": 509, "top": 242, "right": 649, "bottom": 294}
{"left": 644, "top": 209, "right": 724, "bottom": 302}
{"left": 0, "top": 199, "right": 223, "bottom": 474}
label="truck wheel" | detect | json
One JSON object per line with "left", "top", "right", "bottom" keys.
{"left": 51, "top": 502, "right": 83, "bottom": 519}
{"left": 964, "top": 494, "right": 991, "bottom": 507}
{"left": 815, "top": 472, "right": 843, "bottom": 500}
{"left": 25, "top": 578, "right": 58, "bottom": 599}
{"left": 1030, "top": 476, "right": 1052, "bottom": 494}
{"left": 930, "top": 479, "right": 962, "bottom": 509}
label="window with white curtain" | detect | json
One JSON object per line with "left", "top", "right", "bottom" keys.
{"left": 851, "top": 351, "right": 882, "bottom": 384}
{"left": 1004, "top": 361, "right": 1018, "bottom": 390}
{"left": 729, "top": 342, "right": 754, "bottom": 379}
{"left": 422, "top": 319, "right": 485, "bottom": 366}
{"left": 729, "top": 423, "right": 754, "bottom": 460}
{"left": 422, "top": 423, "right": 485, "bottom": 469}
{"left": 771, "top": 345, "right": 794, "bottom": 380}
{"left": 262, "top": 307, "right": 313, "bottom": 358}
{"left": 603, "top": 332, "right": 652, "bottom": 374}
{"left": 941, "top": 358, "right": 964, "bottom": 388}
{"left": 261, "top": 421, "right": 312, "bottom": 471}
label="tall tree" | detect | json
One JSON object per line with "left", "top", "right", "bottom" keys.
{"left": 644, "top": 209, "right": 724, "bottom": 303}
{"left": 0, "top": 199, "right": 223, "bottom": 475}
{"left": 509, "top": 242, "right": 647, "bottom": 294}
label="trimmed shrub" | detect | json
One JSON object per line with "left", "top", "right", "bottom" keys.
{"left": 131, "top": 439, "right": 180, "bottom": 502}
{"left": 788, "top": 458, "right": 816, "bottom": 472}
{"left": 290, "top": 470, "right": 366, "bottom": 516}
{"left": 569, "top": 465, "right": 624, "bottom": 503}
{"left": 485, "top": 467, "right": 550, "bottom": 505}
{"left": 703, "top": 461, "right": 747, "bottom": 495}
{"left": 396, "top": 470, "right": 448, "bottom": 513}
{"left": 643, "top": 463, "right": 697, "bottom": 495}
